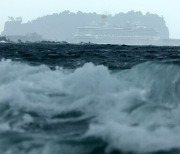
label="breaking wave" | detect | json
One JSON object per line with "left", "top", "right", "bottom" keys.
{"left": 0, "top": 59, "right": 180, "bottom": 154}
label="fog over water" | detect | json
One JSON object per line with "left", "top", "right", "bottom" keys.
{"left": 0, "top": 0, "right": 180, "bottom": 39}
{"left": 1, "top": 1, "right": 180, "bottom": 153}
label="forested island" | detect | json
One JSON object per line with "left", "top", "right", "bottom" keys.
{"left": 1, "top": 11, "right": 169, "bottom": 42}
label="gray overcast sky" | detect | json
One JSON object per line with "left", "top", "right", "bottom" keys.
{"left": 0, "top": 0, "right": 180, "bottom": 38}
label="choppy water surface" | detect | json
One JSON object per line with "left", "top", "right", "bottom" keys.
{"left": 0, "top": 43, "right": 180, "bottom": 154}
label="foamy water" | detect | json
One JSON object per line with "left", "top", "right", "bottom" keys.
{"left": 0, "top": 59, "right": 180, "bottom": 154}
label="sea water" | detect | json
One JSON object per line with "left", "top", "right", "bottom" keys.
{"left": 0, "top": 43, "right": 180, "bottom": 154}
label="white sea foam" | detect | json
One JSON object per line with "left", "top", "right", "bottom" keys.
{"left": 0, "top": 59, "right": 180, "bottom": 153}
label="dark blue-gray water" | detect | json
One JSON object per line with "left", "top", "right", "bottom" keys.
{"left": 0, "top": 43, "right": 180, "bottom": 154}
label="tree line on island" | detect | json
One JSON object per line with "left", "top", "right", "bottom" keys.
{"left": 1, "top": 11, "right": 169, "bottom": 42}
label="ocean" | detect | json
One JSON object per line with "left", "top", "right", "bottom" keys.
{"left": 0, "top": 43, "right": 180, "bottom": 154}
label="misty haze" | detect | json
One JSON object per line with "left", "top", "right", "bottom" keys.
{"left": 0, "top": 1, "right": 180, "bottom": 154}
{"left": 1, "top": 11, "right": 180, "bottom": 45}
{"left": 1, "top": 10, "right": 178, "bottom": 45}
